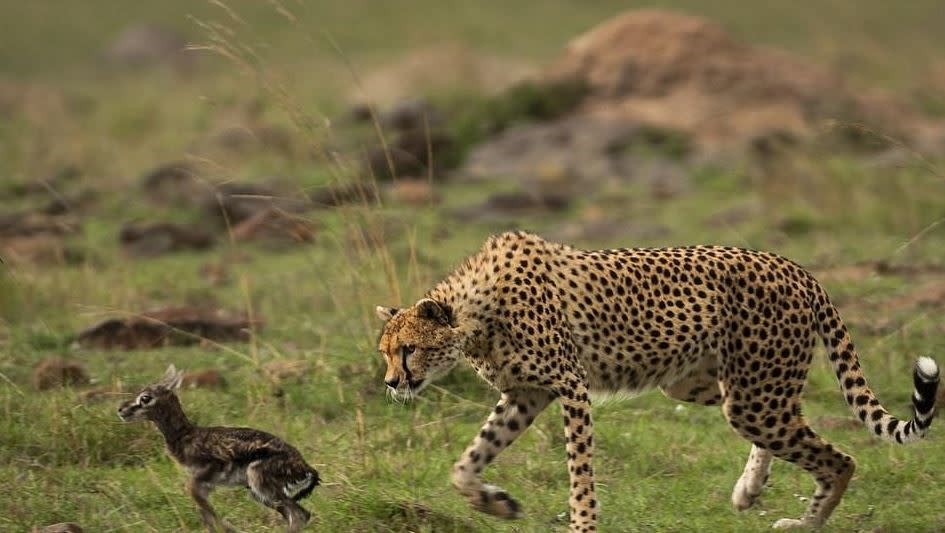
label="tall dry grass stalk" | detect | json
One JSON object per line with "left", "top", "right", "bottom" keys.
{"left": 191, "top": 0, "right": 437, "bottom": 333}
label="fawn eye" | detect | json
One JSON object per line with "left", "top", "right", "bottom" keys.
{"left": 401, "top": 345, "right": 416, "bottom": 358}
{"left": 139, "top": 394, "right": 153, "bottom": 405}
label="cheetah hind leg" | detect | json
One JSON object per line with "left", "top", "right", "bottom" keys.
{"left": 731, "top": 445, "right": 773, "bottom": 511}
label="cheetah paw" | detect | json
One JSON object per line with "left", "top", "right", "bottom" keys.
{"left": 731, "top": 479, "right": 763, "bottom": 511}
{"left": 772, "top": 518, "right": 811, "bottom": 529}
{"left": 471, "top": 483, "right": 522, "bottom": 519}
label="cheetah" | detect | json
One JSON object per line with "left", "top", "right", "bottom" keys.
{"left": 375, "top": 231, "right": 939, "bottom": 531}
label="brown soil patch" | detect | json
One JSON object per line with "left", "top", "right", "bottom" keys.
{"left": 883, "top": 280, "right": 945, "bottom": 312}
{"left": 119, "top": 222, "right": 215, "bottom": 257}
{"left": 32, "top": 357, "right": 90, "bottom": 391}
{"left": 230, "top": 208, "right": 316, "bottom": 245}
{"left": 0, "top": 212, "right": 79, "bottom": 240}
{"left": 76, "top": 307, "right": 260, "bottom": 350}
{"left": 0, "top": 235, "right": 85, "bottom": 266}
{"left": 387, "top": 180, "right": 440, "bottom": 207}
{"left": 0, "top": 209, "right": 83, "bottom": 266}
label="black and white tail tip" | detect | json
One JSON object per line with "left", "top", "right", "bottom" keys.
{"left": 912, "top": 356, "right": 940, "bottom": 423}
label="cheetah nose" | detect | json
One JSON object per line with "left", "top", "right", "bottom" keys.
{"left": 385, "top": 377, "right": 400, "bottom": 389}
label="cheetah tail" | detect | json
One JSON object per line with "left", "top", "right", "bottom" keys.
{"left": 814, "top": 289, "right": 939, "bottom": 444}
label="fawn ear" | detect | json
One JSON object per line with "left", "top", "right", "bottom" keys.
{"left": 376, "top": 306, "right": 399, "bottom": 321}
{"left": 416, "top": 298, "right": 452, "bottom": 325}
{"left": 160, "top": 364, "right": 184, "bottom": 390}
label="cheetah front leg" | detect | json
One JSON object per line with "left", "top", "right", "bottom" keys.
{"left": 452, "top": 388, "right": 554, "bottom": 519}
{"left": 558, "top": 381, "right": 597, "bottom": 532}
{"left": 732, "top": 444, "right": 774, "bottom": 511}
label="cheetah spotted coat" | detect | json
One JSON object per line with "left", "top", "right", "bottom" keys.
{"left": 375, "top": 231, "right": 939, "bottom": 531}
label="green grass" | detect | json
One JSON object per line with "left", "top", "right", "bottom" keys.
{"left": 3, "top": 1, "right": 945, "bottom": 531}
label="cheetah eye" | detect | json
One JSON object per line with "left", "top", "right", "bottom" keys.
{"left": 139, "top": 394, "right": 153, "bottom": 405}
{"left": 401, "top": 345, "right": 416, "bottom": 358}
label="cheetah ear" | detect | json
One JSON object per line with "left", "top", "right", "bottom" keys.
{"left": 375, "top": 306, "right": 400, "bottom": 321}
{"left": 159, "top": 364, "right": 184, "bottom": 390}
{"left": 416, "top": 298, "right": 453, "bottom": 326}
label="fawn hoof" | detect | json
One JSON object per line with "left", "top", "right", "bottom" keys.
{"left": 471, "top": 484, "right": 522, "bottom": 519}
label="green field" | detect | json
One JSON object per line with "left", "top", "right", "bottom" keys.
{"left": 2, "top": 1, "right": 945, "bottom": 531}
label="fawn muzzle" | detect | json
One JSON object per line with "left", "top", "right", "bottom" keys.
{"left": 118, "top": 400, "right": 143, "bottom": 421}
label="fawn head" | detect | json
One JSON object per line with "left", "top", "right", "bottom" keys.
{"left": 118, "top": 364, "right": 184, "bottom": 422}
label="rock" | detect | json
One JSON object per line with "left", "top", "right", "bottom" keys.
{"left": 460, "top": 114, "right": 641, "bottom": 186}
{"left": 141, "top": 161, "right": 206, "bottom": 204}
{"left": 382, "top": 98, "right": 444, "bottom": 132}
{"left": 346, "top": 102, "right": 374, "bottom": 123}
{"left": 76, "top": 307, "right": 260, "bottom": 350}
{"left": 40, "top": 190, "right": 97, "bottom": 216}
{"left": 203, "top": 182, "right": 309, "bottom": 226}
{"left": 119, "top": 222, "right": 215, "bottom": 257}
{"left": 32, "top": 357, "right": 90, "bottom": 391}
{"left": 181, "top": 369, "right": 227, "bottom": 389}
{"left": 366, "top": 128, "right": 453, "bottom": 180}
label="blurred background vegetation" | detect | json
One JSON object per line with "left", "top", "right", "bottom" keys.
{"left": 2, "top": 1, "right": 945, "bottom": 531}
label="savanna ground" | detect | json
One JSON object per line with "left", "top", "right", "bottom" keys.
{"left": 2, "top": 1, "right": 945, "bottom": 531}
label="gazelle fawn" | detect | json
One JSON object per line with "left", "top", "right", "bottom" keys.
{"left": 118, "top": 365, "right": 319, "bottom": 532}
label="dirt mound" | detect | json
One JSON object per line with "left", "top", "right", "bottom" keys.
{"left": 542, "top": 10, "right": 937, "bottom": 154}
{"left": 548, "top": 10, "right": 840, "bottom": 106}
{"left": 76, "top": 307, "right": 259, "bottom": 350}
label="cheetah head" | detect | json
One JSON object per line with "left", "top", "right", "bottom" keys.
{"left": 375, "top": 298, "right": 462, "bottom": 401}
